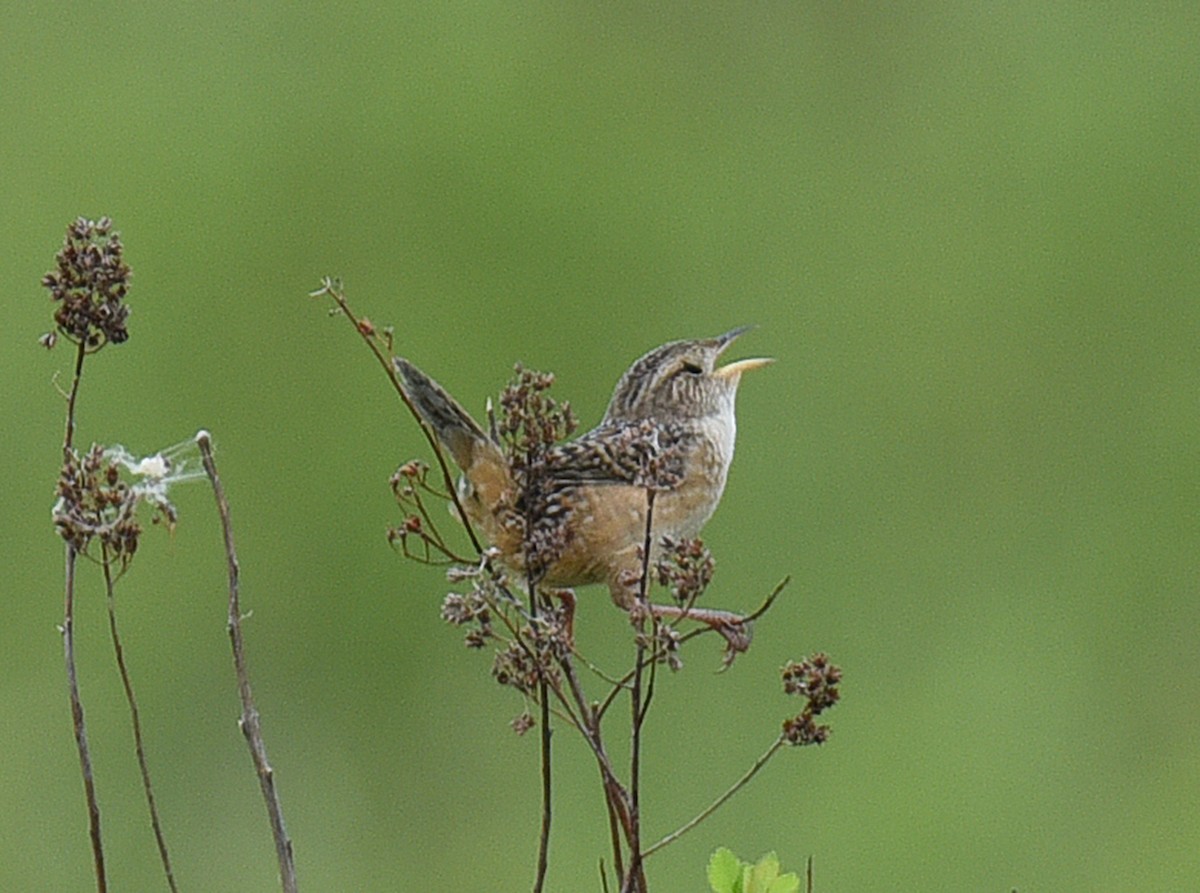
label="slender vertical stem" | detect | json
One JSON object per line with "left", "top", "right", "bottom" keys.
{"left": 60, "top": 338, "right": 107, "bottom": 892}
{"left": 64, "top": 543, "right": 106, "bottom": 893}
{"left": 623, "top": 491, "right": 656, "bottom": 893}
{"left": 561, "top": 661, "right": 629, "bottom": 877}
{"left": 198, "top": 432, "right": 298, "bottom": 893}
{"left": 533, "top": 685, "right": 552, "bottom": 893}
{"left": 529, "top": 563, "right": 552, "bottom": 893}
{"left": 63, "top": 339, "right": 85, "bottom": 456}
{"left": 102, "top": 546, "right": 178, "bottom": 892}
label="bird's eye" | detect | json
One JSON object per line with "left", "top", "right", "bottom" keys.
{"left": 680, "top": 361, "right": 703, "bottom": 375}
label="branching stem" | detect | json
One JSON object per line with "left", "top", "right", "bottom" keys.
{"left": 316, "top": 280, "right": 484, "bottom": 555}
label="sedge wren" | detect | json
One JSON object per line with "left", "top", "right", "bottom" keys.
{"left": 394, "top": 328, "right": 772, "bottom": 643}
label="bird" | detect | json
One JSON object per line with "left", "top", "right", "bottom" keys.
{"left": 393, "top": 328, "right": 772, "bottom": 644}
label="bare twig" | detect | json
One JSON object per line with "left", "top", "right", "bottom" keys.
{"left": 595, "top": 576, "right": 790, "bottom": 725}
{"left": 59, "top": 337, "right": 107, "bottom": 893}
{"left": 622, "top": 491, "right": 657, "bottom": 893}
{"left": 102, "top": 544, "right": 177, "bottom": 892}
{"left": 745, "top": 576, "right": 790, "bottom": 623}
{"left": 197, "top": 431, "right": 298, "bottom": 893}
{"left": 534, "top": 682, "right": 552, "bottom": 893}
{"left": 62, "top": 336, "right": 86, "bottom": 458}
{"left": 311, "top": 279, "right": 484, "bottom": 555}
{"left": 529, "top": 567, "right": 552, "bottom": 893}
{"left": 554, "top": 654, "right": 630, "bottom": 877}
{"left": 63, "top": 542, "right": 107, "bottom": 893}
{"left": 643, "top": 735, "right": 786, "bottom": 858}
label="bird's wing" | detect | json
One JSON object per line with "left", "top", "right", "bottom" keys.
{"left": 545, "top": 421, "right": 687, "bottom": 488}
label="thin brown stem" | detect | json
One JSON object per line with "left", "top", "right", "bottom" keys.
{"left": 63, "top": 338, "right": 86, "bottom": 454}
{"left": 529, "top": 568, "right": 552, "bottom": 893}
{"left": 60, "top": 338, "right": 107, "bottom": 892}
{"left": 556, "top": 655, "right": 631, "bottom": 871}
{"left": 643, "top": 735, "right": 786, "bottom": 858}
{"left": 197, "top": 432, "right": 298, "bottom": 893}
{"left": 101, "top": 545, "right": 178, "bottom": 892}
{"left": 595, "top": 576, "right": 790, "bottom": 724}
{"left": 315, "top": 279, "right": 483, "bottom": 555}
{"left": 407, "top": 487, "right": 451, "bottom": 554}
{"left": 533, "top": 684, "right": 552, "bottom": 893}
{"left": 622, "top": 491, "right": 657, "bottom": 893}
{"left": 745, "top": 576, "right": 790, "bottom": 623}
{"left": 64, "top": 543, "right": 107, "bottom": 893}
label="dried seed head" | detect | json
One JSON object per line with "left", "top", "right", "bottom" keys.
{"left": 780, "top": 652, "right": 842, "bottom": 747}
{"left": 510, "top": 711, "right": 536, "bottom": 736}
{"left": 41, "top": 217, "right": 132, "bottom": 350}
{"left": 53, "top": 441, "right": 199, "bottom": 565}
{"left": 782, "top": 714, "right": 830, "bottom": 746}
{"left": 654, "top": 535, "right": 715, "bottom": 605}
{"left": 781, "top": 653, "right": 842, "bottom": 714}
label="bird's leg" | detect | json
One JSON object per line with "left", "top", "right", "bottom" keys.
{"left": 647, "top": 603, "right": 753, "bottom": 653}
{"left": 612, "top": 569, "right": 754, "bottom": 654}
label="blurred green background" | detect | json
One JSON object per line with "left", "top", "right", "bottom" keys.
{"left": 3, "top": 4, "right": 1198, "bottom": 891}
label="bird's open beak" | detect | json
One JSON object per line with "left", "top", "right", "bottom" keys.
{"left": 714, "top": 356, "right": 774, "bottom": 380}
{"left": 712, "top": 328, "right": 773, "bottom": 379}
{"left": 715, "top": 325, "right": 755, "bottom": 349}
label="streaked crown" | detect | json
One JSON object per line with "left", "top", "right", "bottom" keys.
{"left": 602, "top": 327, "right": 772, "bottom": 424}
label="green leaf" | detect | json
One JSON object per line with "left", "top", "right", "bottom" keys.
{"left": 711, "top": 847, "right": 801, "bottom": 893}
{"left": 766, "top": 872, "right": 801, "bottom": 893}
{"left": 744, "top": 852, "right": 801, "bottom": 893}
{"left": 745, "top": 852, "right": 780, "bottom": 892}
{"left": 707, "top": 848, "right": 745, "bottom": 893}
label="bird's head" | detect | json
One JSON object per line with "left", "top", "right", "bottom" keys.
{"left": 602, "top": 327, "right": 773, "bottom": 424}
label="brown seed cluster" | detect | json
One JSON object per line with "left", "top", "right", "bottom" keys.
{"left": 653, "top": 536, "right": 715, "bottom": 606}
{"left": 498, "top": 364, "right": 579, "bottom": 467}
{"left": 54, "top": 446, "right": 141, "bottom": 563}
{"left": 781, "top": 653, "right": 842, "bottom": 746}
{"left": 41, "top": 217, "right": 132, "bottom": 350}
{"left": 497, "top": 364, "right": 579, "bottom": 583}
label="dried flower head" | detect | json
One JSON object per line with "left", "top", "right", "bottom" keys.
{"left": 781, "top": 653, "right": 842, "bottom": 713}
{"left": 782, "top": 714, "right": 829, "bottom": 747}
{"left": 510, "top": 711, "right": 536, "bottom": 736}
{"left": 441, "top": 590, "right": 490, "bottom": 626}
{"left": 494, "top": 364, "right": 580, "bottom": 583}
{"left": 388, "top": 459, "right": 461, "bottom": 564}
{"left": 527, "top": 608, "right": 572, "bottom": 665}
{"left": 53, "top": 439, "right": 201, "bottom": 567}
{"left": 653, "top": 623, "right": 684, "bottom": 671}
{"left": 440, "top": 560, "right": 502, "bottom": 647}
{"left": 780, "top": 652, "right": 842, "bottom": 746}
{"left": 654, "top": 535, "right": 715, "bottom": 606}
{"left": 498, "top": 364, "right": 578, "bottom": 467}
{"left": 41, "top": 217, "right": 132, "bottom": 350}
{"left": 492, "top": 642, "right": 541, "bottom": 697}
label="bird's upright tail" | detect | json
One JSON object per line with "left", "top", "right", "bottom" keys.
{"left": 393, "top": 357, "right": 512, "bottom": 521}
